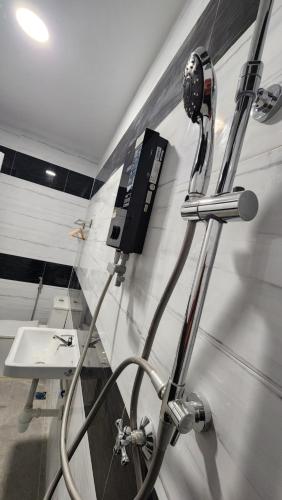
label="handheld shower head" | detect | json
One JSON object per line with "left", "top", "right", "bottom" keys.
{"left": 183, "top": 53, "right": 204, "bottom": 122}
{"left": 183, "top": 47, "right": 216, "bottom": 197}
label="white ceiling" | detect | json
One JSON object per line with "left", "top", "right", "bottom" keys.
{"left": 0, "top": 0, "right": 186, "bottom": 163}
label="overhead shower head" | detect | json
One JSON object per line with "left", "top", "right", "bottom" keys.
{"left": 183, "top": 46, "right": 216, "bottom": 197}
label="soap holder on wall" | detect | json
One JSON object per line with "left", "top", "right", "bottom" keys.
{"left": 69, "top": 219, "right": 92, "bottom": 240}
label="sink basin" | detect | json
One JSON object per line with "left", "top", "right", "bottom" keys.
{"left": 4, "top": 327, "right": 80, "bottom": 379}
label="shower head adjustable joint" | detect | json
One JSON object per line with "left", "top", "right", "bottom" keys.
{"left": 183, "top": 47, "right": 216, "bottom": 198}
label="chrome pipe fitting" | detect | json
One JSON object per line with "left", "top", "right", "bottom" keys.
{"left": 252, "top": 83, "right": 282, "bottom": 122}
{"left": 115, "top": 252, "right": 129, "bottom": 286}
{"left": 181, "top": 189, "right": 258, "bottom": 222}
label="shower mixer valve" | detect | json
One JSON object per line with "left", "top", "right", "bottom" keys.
{"left": 113, "top": 416, "right": 154, "bottom": 466}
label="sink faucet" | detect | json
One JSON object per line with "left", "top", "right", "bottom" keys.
{"left": 53, "top": 335, "right": 73, "bottom": 347}
{"left": 89, "top": 337, "right": 101, "bottom": 348}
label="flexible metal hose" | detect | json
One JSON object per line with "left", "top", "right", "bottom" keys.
{"left": 43, "top": 356, "right": 165, "bottom": 500}
{"left": 59, "top": 270, "right": 114, "bottom": 497}
{"left": 130, "top": 221, "right": 196, "bottom": 486}
{"left": 134, "top": 417, "right": 174, "bottom": 500}
{"left": 45, "top": 223, "right": 196, "bottom": 499}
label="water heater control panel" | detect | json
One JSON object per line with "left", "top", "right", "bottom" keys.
{"left": 106, "top": 128, "right": 167, "bottom": 254}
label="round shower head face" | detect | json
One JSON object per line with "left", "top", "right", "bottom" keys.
{"left": 183, "top": 53, "right": 204, "bottom": 123}
{"left": 183, "top": 47, "right": 215, "bottom": 124}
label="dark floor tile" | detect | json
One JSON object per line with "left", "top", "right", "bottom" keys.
{"left": 0, "top": 145, "right": 16, "bottom": 175}
{"left": 43, "top": 261, "right": 72, "bottom": 288}
{"left": 0, "top": 253, "right": 45, "bottom": 283}
{"left": 0, "top": 438, "right": 46, "bottom": 500}
{"left": 11, "top": 152, "right": 68, "bottom": 191}
{"left": 65, "top": 170, "right": 94, "bottom": 199}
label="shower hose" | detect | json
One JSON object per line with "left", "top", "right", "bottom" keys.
{"left": 43, "top": 221, "right": 196, "bottom": 500}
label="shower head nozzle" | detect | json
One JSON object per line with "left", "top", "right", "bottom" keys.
{"left": 183, "top": 47, "right": 215, "bottom": 123}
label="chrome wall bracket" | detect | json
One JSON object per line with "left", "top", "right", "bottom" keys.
{"left": 167, "top": 392, "right": 211, "bottom": 436}
{"left": 252, "top": 83, "right": 282, "bottom": 122}
{"left": 113, "top": 416, "right": 155, "bottom": 466}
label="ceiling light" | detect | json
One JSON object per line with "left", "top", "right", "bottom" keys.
{"left": 16, "top": 8, "right": 49, "bottom": 43}
{"left": 46, "top": 170, "right": 56, "bottom": 177}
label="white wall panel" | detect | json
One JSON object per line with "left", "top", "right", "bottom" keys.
{"left": 0, "top": 173, "right": 88, "bottom": 265}
{"left": 0, "top": 278, "right": 69, "bottom": 324}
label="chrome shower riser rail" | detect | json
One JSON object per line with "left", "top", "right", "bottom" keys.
{"left": 165, "top": 0, "right": 274, "bottom": 407}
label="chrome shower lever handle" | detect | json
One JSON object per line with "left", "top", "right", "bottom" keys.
{"left": 113, "top": 419, "right": 131, "bottom": 466}
{"left": 120, "top": 445, "right": 130, "bottom": 466}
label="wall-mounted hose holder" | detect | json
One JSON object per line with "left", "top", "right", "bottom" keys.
{"left": 167, "top": 392, "right": 212, "bottom": 447}
{"left": 181, "top": 188, "right": 258, "bottom": 222}
{"left": 252, "top": 83, "right": 282, "bottom": 122}
{"left": 69, "top": 218, "right": 93, "bottom": 240}
{"left": 74, "top": 218, "right": 92, "bottom": 229}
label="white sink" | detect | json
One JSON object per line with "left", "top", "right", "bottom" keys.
{"left": 4, "top": 327, "right": 80, "bottom": 379}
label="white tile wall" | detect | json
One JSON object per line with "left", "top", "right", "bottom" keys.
{"left": 75, "top": 1, "right": 282, "bottom": 499}
{"left": 0, "top": 173, "right": 88, "bottom": 265}
{"left": 0, "top": 278, "right": 69, "bottom": 323}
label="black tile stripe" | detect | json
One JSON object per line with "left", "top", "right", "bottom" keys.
{"left": 0, "top": 145, "right": 16, "bottom": 175}
{"left": 0, "top": 252, "right": 75, "bottom": 288}
{"left": 68, "top": 268, "right": 81, "bottom": 290}
{"left": 93, "top": 0, "right": 260, "bottom": 196}
{"left": 0, "top": 147, "right": 95, "bottom": 200}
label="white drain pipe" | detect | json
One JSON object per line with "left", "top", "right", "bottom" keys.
{"left": 18, "top": 378, "right": 61, "bottom": 433}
